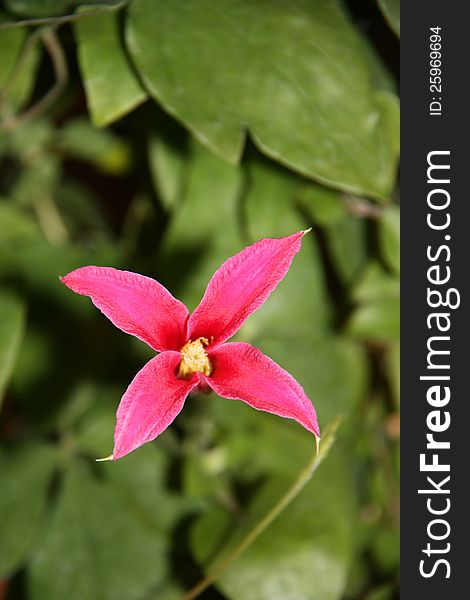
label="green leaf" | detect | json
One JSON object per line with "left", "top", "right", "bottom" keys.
{"left": 75, "top": 7, "right": 147, "bottom": 127}
{"left": 298, "top": 184, "right": 346, "bottom": 227}
{"left": 378, "top": 204, "right": 400, "bottom": 274}
{"left": 352, "top": 262, "right": 399, "bottom": 303}
{"left": 55, "top": 180, "right": 110, "bottom": 236}
{"left": 347, "top": 298, "right": 399, "bottom": 341}
{"left": 0, "top": 200, "right": 40, "bottom": 245}
{"left": 371, "top": 525, "right": 400, "bottom": 574}
{"left": 29, "top": 460, "right": 168, "bottom": 600}
{"left": 10, "top": 156, "right": 59, "bottom": 208}
{"left": 0, "top": 20, "right": 40, "bottom": 112}
{"left": 326, "top": 215, "right": 367, "bottom": 286}
{"left": 103, "top": 443, "right": 197, "bottom": 534}
{"left": 192, "top": 445, "right": 357, "bottom": 600}
{"left": 376, "top": 0, "right": 400, "bottom": 37}
{"left": 348, "top": 262, "right": 399, "bottom": 342}
{"left": 0, "top": 443, "right": 57, "bottom": 578}
{"left": 54, "top": 117, "right": 131, "bottom": 174}
{"left": 60, "top": 383, "right": 119, "bottom": 448}
{"left": 127, "top": 0, "right": 400, "bottom": 199}
{"left": 148, "top": 132, "right": 187, "bottom": 211}
{"left": 0, "top": 291, "right": 26, "bottom": 409}
{"left": 9, "top": 328, "right": 53, "bottom": 397}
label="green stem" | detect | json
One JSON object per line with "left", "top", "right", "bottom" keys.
{"left": 181, "top": 419, "right": 340, "bottom": 600}
{"left": 0, "top": 1, "right": 129, "bottom": 31}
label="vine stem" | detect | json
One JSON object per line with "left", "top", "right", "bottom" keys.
{"left": 0, "top": 1, "right": 129, "bottom": 31}
{"left": 181, "top": 419, "right": 341, "bottom": 600}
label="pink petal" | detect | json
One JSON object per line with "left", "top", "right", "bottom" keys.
{"left": 204, "top": 343, "right": 320, "bottom": 437}
{"left": 188, "top": 231, "right": 307, "bottom": 346}
{"left": 61, "top": 266, "right": 188, "bottom": 352}
{"left": 113, "top": 351, "right": 198, "bottom": 459}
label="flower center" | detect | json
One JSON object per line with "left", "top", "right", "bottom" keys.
{"left": 178, "top": 337, "right": 212, "bottom": 378}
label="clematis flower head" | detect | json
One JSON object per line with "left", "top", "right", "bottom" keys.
{"left": 61, "top": 231, "right": 320, "bottom": 460}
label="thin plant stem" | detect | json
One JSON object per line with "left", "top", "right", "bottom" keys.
{"left": 0, "top": 1, "right": 129, "bottom": 31}
{"left": 181, "top": 419, "right": 340, "bottom": 600}
{"left": 343, "top": 194, "right": 383, "bottom": 219}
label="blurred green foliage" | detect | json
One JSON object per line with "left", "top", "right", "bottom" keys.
{"left": 0, "top": 1, "right": 399, "bottom": 599}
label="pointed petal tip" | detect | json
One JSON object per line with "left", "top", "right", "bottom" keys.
{"left": 59, "top": 270, "right": 79, "bottom": 288}
{"left": 301, "top": 227, "right": 312, "bottom": 237}
{"left": 95, "top": 453, "right": 114, "bottom": 462}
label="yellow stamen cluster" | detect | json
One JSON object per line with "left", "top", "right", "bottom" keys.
{"left": 178, "top": 337, "right": 212, "bottom": 379}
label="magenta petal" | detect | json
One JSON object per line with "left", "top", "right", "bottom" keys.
{"left": 188, "top": 231, "right": 306, "bottom": 346}
{"left": 204, "top": 343, "right": 320, "bottom": 437}
{"left": 61, "top": 266, "right": 189, "bottom": 351}
{"left": 113, "top": 352, "right": 198, "bottom": 459}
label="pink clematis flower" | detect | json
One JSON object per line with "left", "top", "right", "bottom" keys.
{"left": 61, "top": 231, "right": 320, "bottom": 460}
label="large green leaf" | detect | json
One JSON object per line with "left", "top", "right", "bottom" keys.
{"left": 0, "top": 443, "right": 57, "bottom": 578}
{"left": 126, "top": 0, "right": 399, "bottom": 199}
{"left": 75, "top": 7, "right": 147, "bottom": 127}
{"left": 29, "top": 460, "right": 168, "bottom": 600}
{"left": 0, "top": 291, "right": 26, "bottom": 409}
